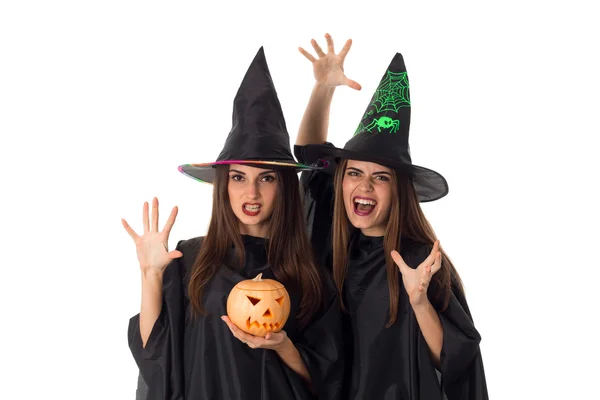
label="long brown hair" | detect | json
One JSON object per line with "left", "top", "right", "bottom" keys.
{"left": 332, "top": 159, "right": 464, "bottom": 327}
{"left": 188, "top": 165, "right": 323, "bottom": 328}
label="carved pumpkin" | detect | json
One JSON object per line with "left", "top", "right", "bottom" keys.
{"left": 226, "top": 273, "right": 291, "bottom": 337}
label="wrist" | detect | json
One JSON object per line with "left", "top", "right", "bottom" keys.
{"left": 141, "top": 267, "right": 164, "bottom": 281}
{"left": 411, "top": 298, "right": 433, "bottom": 313}
{"left": 275, "top": 335, "right": 294, "bottom": 355}
{"left": 313, "top": 81, "right": 336, "bottom": 93}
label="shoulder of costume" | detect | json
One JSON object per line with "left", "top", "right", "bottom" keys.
{"left": 176, "top": 236, "right": 205, "bottom": 255}
{"left": 400, "top": 236, "right": 432, "bottom": 260}
{"left": 165, "top": 237, "right": 205, "bottom": 279}
{"left": 294, "top": 142, "right": 336, "bottom": 163}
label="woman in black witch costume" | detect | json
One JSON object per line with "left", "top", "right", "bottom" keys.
{"left": 124, "top": 47, "right": 344, "bottom": 400}
{"left": 294, "top": 34, "right": 488, "bottom": 399}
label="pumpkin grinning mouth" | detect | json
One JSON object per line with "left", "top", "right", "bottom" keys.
{"left": 246, "top": 317, "right": 281, "bottom": 331}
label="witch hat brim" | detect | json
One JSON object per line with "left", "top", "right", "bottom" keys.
{"left": 178, "top": 159, "right": 322, "bottom": 185}
{"left": 302, "top": 143, "right": 448, "bottom": 202}
{"left": 178, "top": 47, "right": 323, "bottom": 184}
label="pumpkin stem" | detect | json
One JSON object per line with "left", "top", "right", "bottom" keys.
{"left": 252, "top": 273, "right": 263, "bottom": 282}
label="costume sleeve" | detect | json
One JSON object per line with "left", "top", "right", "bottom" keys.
{"left": 438, "top": 285, "right": 489, "bottom": 399}
{"left": 294, "top": 144, "right": 336, "bottom": 269}
{"left": 408, "top": 241, "right": 488, "bottom": 399}
{"left": 135, "top": 372, "right": 148, "bottom": 400}
{"left": 291, "top": 274, "right": 345, "bottom": 400}
{"left": 127, "top": 241, "right": 186, "bottom": 400}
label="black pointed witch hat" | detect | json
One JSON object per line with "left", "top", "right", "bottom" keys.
{"left": 179, "top": 47, "right": 321, "bottom": 184}
{"left": 302, "top": 53, "right": 448, "bottom": 202}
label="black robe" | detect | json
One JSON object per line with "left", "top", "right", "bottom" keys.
{"left": 128, "top": 235, "right": 344, "bottom": 400}
{"left": 295, "top": 144, "right": 488, "bottom": 400}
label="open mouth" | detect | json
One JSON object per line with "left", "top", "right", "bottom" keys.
{"left": 242, "top": 203, "right": 261, "bottom": 216}
{"left": 353, "top": 197, "right": 377, "bottom": 216}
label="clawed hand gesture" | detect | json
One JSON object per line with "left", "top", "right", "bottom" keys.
{"left": 122, "top": 197, "right": 182, "bottom": 274}
{"left": 299, "top": 33, "right": 361, "bottom": 90}
{"left": 391, "top": 241, "right": 442, "bottom": 307}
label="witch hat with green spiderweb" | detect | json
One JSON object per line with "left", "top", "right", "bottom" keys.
{"left": 302, "top": 52, "right": 448, "bottom": 202}
{"left": 178, "top": 47, "right": 323, "bottom": 184}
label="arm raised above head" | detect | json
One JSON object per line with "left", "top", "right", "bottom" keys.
{"left": 296, "top": 33, "right": 361, "bottom": 147}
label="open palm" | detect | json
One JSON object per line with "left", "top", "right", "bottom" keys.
{"left": 121, "top": 197, "right": 182, "bottom": 273}
{"left": 299, "top": 33, "right": 361, "bottom": 90}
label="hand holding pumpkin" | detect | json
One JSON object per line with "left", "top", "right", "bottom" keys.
{"left": 221, "top": 315, "right": 288, "bottom": 351}
{"left": 391, "top": 240, "right": 442, "bottom": 307}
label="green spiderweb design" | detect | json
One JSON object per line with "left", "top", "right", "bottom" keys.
{"left": 354, "top": 71, "right": 410, "bottom": 136}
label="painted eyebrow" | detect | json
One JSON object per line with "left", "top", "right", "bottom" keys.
{"left": 229, "top": 169, "right": 277, "bottom": 175}
{"left": 346, "top": 167, "right": 392, "bottom": 176}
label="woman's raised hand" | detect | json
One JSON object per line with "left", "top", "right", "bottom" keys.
{"left": 122, "top": 197, "right": 182, "bottom": 274}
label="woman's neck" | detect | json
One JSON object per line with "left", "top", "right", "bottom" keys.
{"left": 239, "top": 223, "right": 269, "bottom": 238}
{"left": 360, "top": 228, "right": 384, "bottom": 237}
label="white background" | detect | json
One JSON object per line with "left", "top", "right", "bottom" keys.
{"left": 1, "top": 1, "right": 599, "bottom": 399}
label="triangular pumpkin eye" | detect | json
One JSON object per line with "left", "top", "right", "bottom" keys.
{"left": 246, "top": 295, "right": 261, "bottom": 306}
{"left": 275, "top": 296, "right": 284, "bottom": 306}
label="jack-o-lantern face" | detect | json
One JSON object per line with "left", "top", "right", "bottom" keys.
{"left": 226, "top": 273, "right": 291, "bottom": 337}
